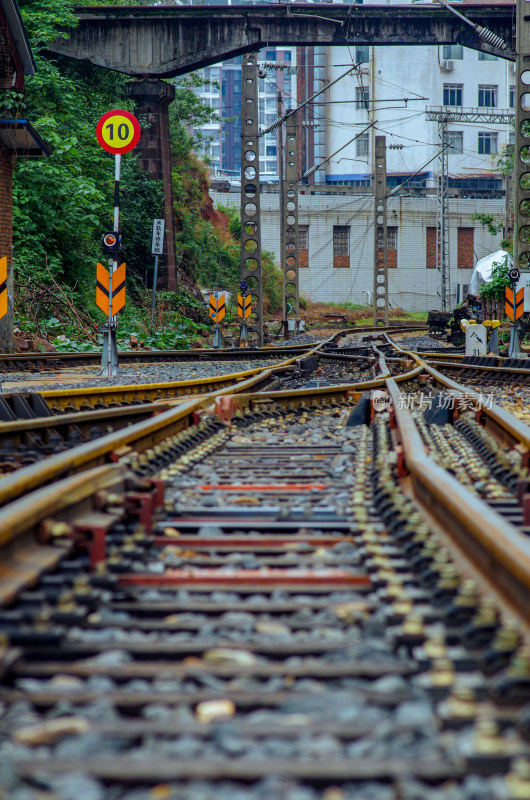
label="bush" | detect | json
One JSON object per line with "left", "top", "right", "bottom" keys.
{"left": 480, "top": 260, "right": 511, "bottom": 300}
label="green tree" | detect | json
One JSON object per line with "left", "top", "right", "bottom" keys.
{"left": 12, "top": 0, "right": 164, "bottom": 314}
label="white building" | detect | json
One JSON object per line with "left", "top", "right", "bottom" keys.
{"left": 324, "top": 43, "right": 513, "bottom": 194}
{"left": 205, "top": 2, "right": 513, "bottom": 312}
{"left": 213, "top": 190, "right": 504, "bottom": 311}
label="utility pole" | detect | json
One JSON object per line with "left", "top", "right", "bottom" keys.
{"left": 277, "top": 90, "right": 286, "bottom": 337}
{"left": 505, "top": 144, "right": 514, "bottom": 241}
{"left": 437, "top": 114, "right": 450, "bottom": 312}
{"left": 283, "top": 120, "right": 299, "bottom": 336}
{"left": 373, "top": 135, "right": 389, "bottom": 326}
{"left": 240, "top": 53, "right": 263, "bottom": 346}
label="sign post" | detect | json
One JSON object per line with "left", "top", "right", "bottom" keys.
{"left": 0, "top": 257, "right": 7, "bottom": 324}
{"left": 237, "top": 280, "right": 251, "bottom": 347}
{"left": 209, "top": 292, "right": 225, "bottom": 349}
{"left": 505, "top": 267, "right": 524, "bottom": 358}
{"left": 96, "top": 109, "right": 141, "bottom": 376}
{"left": 150, "top": 218, "right": 165, "bottom": 326}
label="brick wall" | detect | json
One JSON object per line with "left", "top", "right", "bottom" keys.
{"left": 426, "top": 226, "right": 438, "bottom": 268}
{"left": 458, "top": 227, "right": 474, "bottom": 269}
{"left": 0, "top": 149, "right": 13, "bottom": 351}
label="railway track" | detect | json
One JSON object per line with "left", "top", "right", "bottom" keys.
{"left": 0, "top": 324, "right": 426, "bottom": 374}
{"left": 2, "top": 329, "right": 530, "bottom": 797}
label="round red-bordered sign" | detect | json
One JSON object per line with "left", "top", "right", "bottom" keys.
{"left": 97, "top": 109, "right": 141, "bottom": 155}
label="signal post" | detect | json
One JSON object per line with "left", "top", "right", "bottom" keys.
{"left": 96, "top": 109, "right": 140, "bottom": 376}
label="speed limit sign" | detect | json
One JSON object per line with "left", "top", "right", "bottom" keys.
{"left": 96, "top": 109, "right": 141, "bottom": 155}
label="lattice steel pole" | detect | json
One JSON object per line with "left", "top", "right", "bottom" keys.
{"left": 515, "top": 1, "right": 530, "bottom": 278}
{"left": 240, "top": 53, "right": 263, "bottom": 346}
{"left": 437, "top": 116, "right": 450, "bottom": 311}
{"left": 283, "top": 121, "right": 299, "bottom": 332}
{"left": 373, "top": 135, "right": 389, "bottom": 326}
{"left": 505, "top": 144, "right": 514, "bottom": 241}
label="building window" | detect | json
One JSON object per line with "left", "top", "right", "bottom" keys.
{"left": 478, "top": 84, "right": 497, "bottom": 108}
{"left": 387, "top": 227, "right": 397, "bottom": 250}
{"left": 478, "top": 131, "right": 498, "bottom": 155}
{"left": 478, "top": 51, "right": 498, "bottom": 61}
{"left": 356, "top": 46, "right": 369, "bottom": 64}
{"left": 448, "top": 131, "right": 463, "bottom": 154}
{"left": 510, "top": 85, "right": 515, "bottom": 108}
{"left": 426, "top": 227, "right": 438, "bottom": 269}
{"left": 355, "top": 86, "right": 370, "bottom": 110}
{"left": 443, "top": 83, "right": 463, "bottom": 107}
{"left": 387, "top": 226, "right": 398, "bottom": 268}
{"left": 356, "top": 133, "right": 370, "bottom": 158}
{"left": 458, "top": 227, "right": 474, "bottom": 269}
{"left": 509, "top": 131, "right": 515, "bottom": 146}
{"left": 442, "top": 44, "right": 464, "bottom": 60}
{"left": 299, "top": 225, "right": 309, "bottom": 268}
{"left": 333, "top": 226, "right": 350, "bottom": 268}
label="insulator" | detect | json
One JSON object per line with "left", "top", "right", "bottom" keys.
{"left": 476, "top": 26, "right": 509, "bottom": 51}
{"left": 260, "top": 118, "right": 283, "bottom": 136}
{"left": 258, "top": 61, "right": 286, "bottom": 71}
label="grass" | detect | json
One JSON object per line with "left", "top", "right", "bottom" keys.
{"left": 276, "top": 300, "right": 428, "bottom": 326}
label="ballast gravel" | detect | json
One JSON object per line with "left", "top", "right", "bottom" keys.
{"left": 3, "top": 359, "right": 283, "bottom": 393}
{"left": 389, "top": 334, "right": 464, "bottom": 353}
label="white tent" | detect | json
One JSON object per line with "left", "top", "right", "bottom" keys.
{"left": 469, "top": 250, "right": 513, "bottom": 296}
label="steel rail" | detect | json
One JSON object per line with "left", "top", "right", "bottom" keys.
{"left": 0, "top": 324, "right": 428, "bottom": 373}
{"left": 385, "top": 376, "right": 530, "bottom": 618}
{"left": 0, "top": 464, "right": 129, "bottom": 606}
{"left": 385, "top": 333, "right": 530, "bottom": 450}
{"left": 24, "top": 327, "right": 424, "bottom": 412}
{"left": 39, "top": 361, "right": 298, "bottom": 412}
{"left": 424, "top": 359, "right": 530, "bottom": 379}
{"left": 0, "top": 465, "right": 126, "bottom": 550}
{"left": 0, "top": 339, "right": 401, "bottom": 494}
{"left": 0, "top": 397, "right": 205, "bottom": 509}
{"left": 423, "top": 361, "right": 530, "bottom": 451}
{"left": 0, "top": 358, "right": 424, "bottom": 512}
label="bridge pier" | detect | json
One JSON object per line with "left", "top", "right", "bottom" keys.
{"left": 126, "top": 78, "right": 177, "bottom": 291}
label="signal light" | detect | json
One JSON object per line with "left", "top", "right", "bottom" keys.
{"left": 102, "top": 232, "right": 121, "bottom": 254}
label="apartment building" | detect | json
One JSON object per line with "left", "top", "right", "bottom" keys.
{"left": 325, "top": 42, "right": 513, "bottom": 196}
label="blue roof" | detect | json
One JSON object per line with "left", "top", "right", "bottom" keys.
{"left": 0, "top": 120, "right": 50, "bottom": 157}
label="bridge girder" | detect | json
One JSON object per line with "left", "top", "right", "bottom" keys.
{"left": 49, "top": 4, "right": 515, "bottom": 77}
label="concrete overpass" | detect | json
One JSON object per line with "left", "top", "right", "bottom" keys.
{"left": 50, "top": 4, "right": 516, "bottom": 76}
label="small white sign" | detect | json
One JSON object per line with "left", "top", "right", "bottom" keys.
{"left": 151, "top": 218, "right": 165, "bottom": 255}
{"left": 465, "top": 324, "right": 488, "bottom": 356}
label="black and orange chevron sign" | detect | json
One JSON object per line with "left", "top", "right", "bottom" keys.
{"left": 209, "top": 293, "right": 225, "bottom": 323}
{"left": 505, "top": 286, "right": 524, "bottom": 321}
{"left": 111, "top": 263, "right": 126, "bottom": 315}
{"left": 96, "top": 262, "right": 126, "bottom": 316}
{"left": 0, "top": 256, "right": 7, "bottom": 321}
{"left": 237, "top": 293, "right": 251, "bottom": 319}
